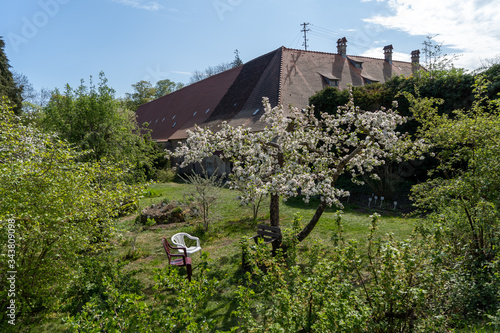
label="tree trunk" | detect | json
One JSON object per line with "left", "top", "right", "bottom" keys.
{"left": 296, "top": 201, "right": 327, "bottom": 242}
{"left": 270, "top": 193, "right": 281, "bottom": 255}
{"left": 270, "top": 194, "right": 280, "bottom": 227}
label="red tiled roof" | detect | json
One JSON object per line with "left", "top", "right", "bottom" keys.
{"left": 137, "top": 65, "right": 242, "bottom": 142}
{"left": 136, "top": 45, "right": 416, "bottom": 142}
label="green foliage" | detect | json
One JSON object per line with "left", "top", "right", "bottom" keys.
{"left": 410, "top": 75, "right": 500, "bottom": 322}
{"left": 477, "top": 62, "right": 500, "bottom": 99}
{"left": 62, "top": 255, "right": 143, "bottom": 315}
{"left": 235, "top": 213, "right": 449, "bottom": 332}
{"left": 41, "top": 72, "right": 159, "bottom": 182}
{"left": 125, "top": 80, "right": 156, "bottom": 110}
{"left": 124, "top": 79, "right": 184, "bottom": 111}
{"left": 0, "top": 37, "right": 22, "bottom": 114}
{"left": 65, "top": 277, "right": 151, "bottom": 332}
{"left": 156, "top": 160, "right": 178, "bottom": 182}
{"left": 145, "top": 217, "right": 157, "bottom": 227}
{"left": 0, "top": 98, "right": 144, "bottom": 325}
{"left": 154, "top": 79, "right": 184, "bottom": 99}
{"left": 65, "top": 252, "right": 221, "bottom": 333}
{"left": 309, "top": 85, "right": 349, "bottom": 116}
{"left": 309, "top": 66, "right": 475, "bottom": 133}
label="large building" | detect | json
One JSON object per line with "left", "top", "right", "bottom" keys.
{"left": 136, "top": 39, "right": 420, "bottom": 174}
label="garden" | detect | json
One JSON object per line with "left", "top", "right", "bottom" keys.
{"left": 1, "top": 51, "right": 500, "bottom": 331}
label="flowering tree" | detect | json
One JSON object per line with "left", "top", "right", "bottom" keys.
{"left": 169, "top": 90, "right": 421, "bottom": 243}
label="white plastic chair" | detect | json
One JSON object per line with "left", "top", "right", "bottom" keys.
{"left": 171, "top": 233, "right": 201, "bottom": 257}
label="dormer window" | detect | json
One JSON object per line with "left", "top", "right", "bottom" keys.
{"left": 361, "top": 75, "right": 379, "bottom": 85}
{"left": 324, "top": 77, "right": 338, "bottom": 87}
{"left": 349, "top": 59, "right": 363, "bottom": 69}
{"left": 318, "top": 72, "right": 339, "bottom": 88}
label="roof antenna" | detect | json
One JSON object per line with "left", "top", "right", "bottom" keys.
{"left": 301, "top": 22, "right": 310, "bottom": 51}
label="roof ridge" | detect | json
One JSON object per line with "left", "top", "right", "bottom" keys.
{"left": 182, "top": 65, "right": 242, "bottom": 88}
{"left": 278, "top": 46, "right": 284, "bottom": 106}
{"left": 283, "top": 46, "right": 340, "bottom": 57}
{"left": 347, "top": 54, "right": 412, "bottom": 64}
{"left": 282, "top": 46, "right": 412, "bottom": 64}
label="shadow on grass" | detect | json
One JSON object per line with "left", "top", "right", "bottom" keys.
{"left": 284, "top": 195, "right": 407, "bottom": 218}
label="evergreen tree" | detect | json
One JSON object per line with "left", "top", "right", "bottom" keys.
{"left": 0, "top": 36, "right": 22, "bottom": 114}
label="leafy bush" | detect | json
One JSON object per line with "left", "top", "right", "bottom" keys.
{"left": 156, "top": 166, "right": 177, "bottom": 183}
{"left": 41, "top": 72, "right": 159, "bottom": 183}
{"left": 62, "top": 255, "right": 143, "bottom": 315}
{"left": 410, "top": 75, "right": 500, "bottom": 323}
{"left": 235, "top": 213, "right": 450, "bottom": 332}
{"left": 65, "top": 252, "right": 221, "bottom": 333}
{"left": 0, "top": 99, "right": 144, "bottom": 325}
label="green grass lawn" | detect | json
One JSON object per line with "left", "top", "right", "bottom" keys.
{"left": 105, "top": 181, "right": 418, "bottom": 328}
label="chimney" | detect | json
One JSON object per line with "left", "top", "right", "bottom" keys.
{"left": 383, "top": 44, "right": 393, "bottom": 64}
{"left": 411, "top": 50, "right": 420, "bottom": 73}
{"left": 337, "top": 37, "right": 347, "bottom": 58}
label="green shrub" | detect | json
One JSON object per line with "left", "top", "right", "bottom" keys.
{"left": 156, "top": 167, "right": 177, "bottom": 183}
{"left": 62, "top": 256, "right": 143, "bottom": 315}
{"left": 65, "top": 252, "right": 220, "bottom": 333}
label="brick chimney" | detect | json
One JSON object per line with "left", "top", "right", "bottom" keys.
{"left": 337, "top": 37, "right": 347, "bottom": 58}
{"left": 411, "top": 50, "right": 420, "bottom": 73}
{"left": 384, "top": 44, "right": 393, "bottom": 64}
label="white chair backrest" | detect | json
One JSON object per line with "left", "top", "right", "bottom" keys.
{"left": 172, "top": 233, "right": 187, "bottom": 247}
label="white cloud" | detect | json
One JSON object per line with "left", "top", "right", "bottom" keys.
{"left": 361, "top": 47, "right": 410, "bottom": 62}
{"left": 363, "top": 0, "right": 500, "bottom": 69}
{"left": 112, "top": 0, "right": 162, "bottom": 11}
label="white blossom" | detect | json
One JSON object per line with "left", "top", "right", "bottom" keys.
{"left": 168, "top": 90, "right": 426, "bottom": 208}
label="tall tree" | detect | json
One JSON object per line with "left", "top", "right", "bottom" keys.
{"left": 42, "top": 72, "right": 158, "bottom": 182}
{"left": 231, "top": 49, "right": 243, "bottom": 67}
{"left": 0, "top": 36, "right": 22, "bottom": 114}
{"left": 125, "top": 79, "right": 184, "bottom": 110}
{"left": 154, "top": 79, "right": 184, "bottom": 99}
{"left": 125, "top": 80, "right": 156, "bottom": 110}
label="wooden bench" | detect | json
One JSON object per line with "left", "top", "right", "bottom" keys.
{"left": 242, "top": 224, "right": 282, "bottom": 268}
{"left": 250, "top": 224, "right": 282, "bottom": 246}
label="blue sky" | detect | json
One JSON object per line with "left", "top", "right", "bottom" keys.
{"left": 2, "top": 0, "right": 500, "bottom": 97}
